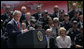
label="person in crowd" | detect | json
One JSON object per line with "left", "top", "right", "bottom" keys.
{"left": 40, "top": 10, "right": 50, "bottom": 30}
{"left": 1, "top": 5, "right": 13, "bottom": 30}
{"left": 46, "top": 29, "right": 55, "bottom": 48}
{"left": 68, "top": 2, "right": 82, "bottom": 20}
{"left": 27, "top": 18, "right": 36, "bottom": 30}
{"left": 1, "top": 5, "right": 13, "bottom": 48}
{"left": 1, "top": 5, "right": 13, "bottom": 22}
{"left": 21, "top": 22, "right": 29, "bottom": 32}
{"left": 37, "top": 24, "right": 43, "bottom": 30}
{"left": 6, "top": 10, "right": 28, "bottom": 48}
{"left": 32, "top": 5, "right": 43, "bottom": 21}
{"left": 77, "top": 14, "right": 83, "bottom": 29}
{"left": 51, "top": 5, "right": 60, "bottom": 19}
{"left": 22, "top": 22, "right": 27, "bottom": 30}
{"left": 59, "top": 9, "right": 65, "bottom": 22}
{"left": 70, "top": 10, "right": 80, "bottom": 23}
{"left": 56, "top": 27, "right": 71, "bottom": 48}
{"left": 20, "top": 6, "right": 27, "bottom": 23}
{"left": 51, "top": 17, "right": 60, "bottom": 38}
{"left": 61, "top": 13, "right": 72, "bottom": 30}
{"left": 67, "top": 20, "right": 80, "bottom": 48}
{"left": 75, "top": 26, "right": 83, "bottom": 48}
{"left": 44, "top": 17, "right": 54, "bottom": 30}
{"left": 23, "top": 12, "right": 31, "bottom": 26}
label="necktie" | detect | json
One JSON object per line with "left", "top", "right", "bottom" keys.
{"left": 17, "top": 22, "right": 21, "bottom": 31}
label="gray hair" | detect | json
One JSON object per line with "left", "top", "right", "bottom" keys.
{"left": 46, "top": 29, "right": 52, "bottom": 33}
{"left": 53, "top": 17, "right": 59, "bottom": 23}
{"left": 13, "top": 10, "right": 22, "bottom": 16}
{"left": 21, "top": 6, "right": 27, "bottom": 10}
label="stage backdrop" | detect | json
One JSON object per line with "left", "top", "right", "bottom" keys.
{"left": 1, "top": 1, "right": 68, "bottom": 15}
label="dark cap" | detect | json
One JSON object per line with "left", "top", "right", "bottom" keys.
{"left": 59, "top": 9, "right": 64, "bottom": 13}
{"left": 64, "top": 13, "right": 69, "bottom": 17}
{"left": 43, "top": 10, "right": 48, "bottom": 14}
{"left": 73, "top": 20, "right": 77, "bottom": 24}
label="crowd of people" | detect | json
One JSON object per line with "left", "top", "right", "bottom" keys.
{"left": 1, "top": 2, "right": 83, "bottom": 48}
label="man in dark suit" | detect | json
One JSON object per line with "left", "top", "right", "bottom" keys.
{"left": 32, "top": 5, "right": 43, "bottom": 21}
{"left": 22, "top": 12, "right": 31, "bottom": 26}
{"left": 1, "top": 5, "right": 13, "bottom": 48}
{"left": 67, "top": 20, "right": 80, "bottom": 48}
{"left": 46, "top": 29, "right": 55, "bottom": 48}
{"left": 6, "top": 10, "right": 22, "bottom": 48}
{"left": 68, "top": 3, "right": 82, "bottom": 20}
{"left": 51, "top": 5, "right": 60, "bottom": 19}
{"left": 20, "top": 6, "right": 27, "bottom": 23}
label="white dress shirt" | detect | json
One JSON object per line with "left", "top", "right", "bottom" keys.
{"left": 46, "top": 35, "right": 50, "bottom": 48}
{"left": 56, "top": 36, "right": 71, "bottom": 48}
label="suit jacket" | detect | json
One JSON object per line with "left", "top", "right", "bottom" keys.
{"left": 51, "top": 12, "right": 60, "bottom": 19}
{"left": 46, "top": 35, "right": 56, "bottom": 48}
{"left": 20, "top": 14, "right": 26, "bottom": 23}
{"left": 6, "top": 19, "right": 21, "bottom": 48}
{"left": 68, "top": 10, "right": 82, "bottom": 20}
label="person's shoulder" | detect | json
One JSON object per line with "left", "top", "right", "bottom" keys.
{"left": 7, "top": 19, "right": 14, "bottom": 25}
{"left": 76, "top": 33, "right": 80, "bottom": 37}
{"left": 67, "top": 28, "right": 72, "bottom": 32}
{"left": 31, "top": 12, "right": 37, "bottom": 16}
{"left": 32, "top": 12, "right": 38, "bottom": 15}
{"left": 68, "top": 10, "right": 74, "bottom": 13}
{"left": 56, "top": 36, "right": 61, "bottom": 39}
{"left": 66, "top": 36, "right": 70, "bottom": 38}
{"left": 67, "top": 28, "right": 72, "bottom": 34}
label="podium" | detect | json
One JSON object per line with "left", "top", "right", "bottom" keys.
{"left": 17, "top": 30, "right": 47, "bottom": 48}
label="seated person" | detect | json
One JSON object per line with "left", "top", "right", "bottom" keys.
{"left": 46, "top": 29, "right": 55, "bottom": 48}
{"left": 67, "top": 20, "right": 80, "bottom": 48}
{"left": 75, "top": 26, "right": 83, "bottom": 48}
{"left": 27, "top": 18, "right": 36, "bottom": 30}
{"left": 43, "top": 17, "right": 54, "bottom": 30}
{"left": 61, "top": 13, "right": 72, "bottom": 30}
{"left": 51, "top": 17, "right": 60, "bottom": 38}
{"left": 21, "top": 22, "right": 29, "bottom": 32}
{"left": 59, "top": 9, "right": 65, "bottom": 22}
{"left": 56, "top": 27, "right": 71, "bottom": 48}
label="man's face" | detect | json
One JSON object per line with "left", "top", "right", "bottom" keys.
{"left": 79, "top": 15, "right": 83, "bottom": 22}
{"left": 21, "top": 9, "right": 27, "bottom": 14}
{"left": 74, "top": 12, "right": 79, "bottom": 17}
{"left": 14, "top": 13, "right": 21, "bottom": 22}
{"left": 72, "top": 3, "right": 77, "bottom": 10}
{"left": 46, "top": 31, "right": 51, "bottom": 36}
{"left": 5, "top": 7, "right": 11, "bottom": 13}
{"left": 73, "top": 23, "right": 77, "bottom": 28}
{"left": 54, "top": 22, "right": 59, "bottom": 27}
{"left": 37, "top": 7, "right": 41, "bottom": 13}
{"left": 54, "top": 7, "right": 59, "bottom": 13}
{"left": 43, "top": 14, "right": 48, "bottom": 17}
{"left": 22, "top": 23, "right": 26, "bottom": 30}
{"left": 48, "top": 18, "right": 53, "bottom": 24}
{"left": 64, "top": 16, "right": 69, "bottom": 21}
{"left": 26, "top": 14, "right": 30, "bottom": 21}
{"left": 60, "top": 12, "right": 64, "bottom": 17}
